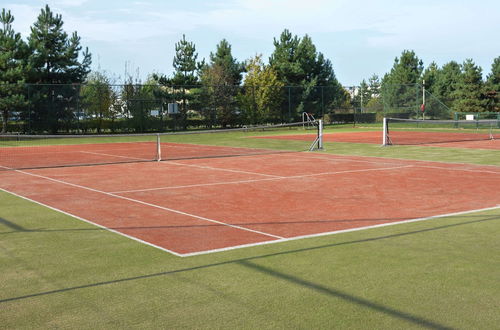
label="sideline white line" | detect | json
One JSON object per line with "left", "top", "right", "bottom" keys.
{"left": 110, "top": 165, "right": 412, "bottom": 194}
{"left": 0, "top": 187, "right": 184, "bottom": 257}
{"left": 6, "top": 169, "right": 284, "bottom": 240}
{"left": 180, "top": 204, "right": 500, "bottom": 257}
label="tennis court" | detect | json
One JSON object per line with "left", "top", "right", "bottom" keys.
{"left": 1, "top": 139, "right": 499, "bottom": 256}
{"left": 266, "top": 118, "right": 500, "bottom": 150}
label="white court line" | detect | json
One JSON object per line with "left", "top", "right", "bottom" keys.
{"left": 110, "top": 165, "right": 412, "bottom": 194}
{"left": 167, "top": 161, "right": 284, "bottom": 178}
{"left": 79, "top": 150, "right": 284, "bottom": 179}
{"left": 0, "top": 187, "right": 185, "bottom": 257}
{"left": 180, "top": 204, "right": 500, "bottom": 257}
{"left": 413, "top": 164, "right": 500, "bottom": 175}
{"left": 303, "top": 152, "right": 500, "bottom": 171}
{"left": 2, "top": 165, "right": 500, "bottom": 257}
{"left": 5, "top": 168, "right": 284, "bottom": 240}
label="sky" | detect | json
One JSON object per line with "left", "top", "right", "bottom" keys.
{"left": 2, "top": 0, "right": 499, "bottom": 86}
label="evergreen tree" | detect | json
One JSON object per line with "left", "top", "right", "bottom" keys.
{"left": 368, "top": 74, "right": 381, "bottom": 97}
{"left": 27, "top": 5, "right": 91, "bottom": 133}
{"left": 170, "top": 34, "right": 202, "bottom": 129}
{"left": 209, "top": 39, "right": 244, "bottom": 85}
{"left": 422, "top": 62, "right": 439, "bottom": 92}
{"left": 269, "top": 29, "right": 343, "bottom": 120}
{"left": 381, "top": 50, "right": 423, "bottom": 116}
{"left": 452, "top": 59, "right": 485, "bottom": 113}
{"left": 432, "top": 61, "right": 462, "bottom": 108}
{"left": 485, "top": 56, "right": 499, "bottom": 112}
{"left": 0, "top": 9, "right": 28, "bottom": 133}
{"left": 269, "top": 29, "right": 301, "bottom": 86}
{"left": 200, "top": 39, "right": 244, "bottom": 127}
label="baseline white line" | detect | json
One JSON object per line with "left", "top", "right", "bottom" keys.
{"left": 179, "top": 204, "right": 500, "bottom": 257}
{"left": 110, "top": 165, "right": 412, "bottom": 194}
{"left": 7, "top": 169, "right": 284, "bottom": 240}
{"left": 0, "top": 187, "right": 184, "bottom": 257}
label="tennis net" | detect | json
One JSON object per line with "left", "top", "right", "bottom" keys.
{"left": 382, "top": 117, "right": 500, "bottom": 146}
{"left": 0, "top": 121, "right": 323, "bottom": 170}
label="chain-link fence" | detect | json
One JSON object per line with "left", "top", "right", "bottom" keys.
{"left": 1, "top": 83, "right": 456, "bottom": 133}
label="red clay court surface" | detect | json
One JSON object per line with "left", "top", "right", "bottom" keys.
{"left": 1, "top": 143, "right": 500, "bottom": 257}
{"left": 265, "top": 131, "right": 500, "bottom": 149}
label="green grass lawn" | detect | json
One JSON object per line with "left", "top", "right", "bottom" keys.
{"left": 1, "top": 126, "right": 499, "bottom": 328}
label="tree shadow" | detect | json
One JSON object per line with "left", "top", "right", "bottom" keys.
{"left": 1, "top": 214, "right": 497, "bottom": 310}
{"left": 238, "top": 259, "right": 453, "bottom": 329}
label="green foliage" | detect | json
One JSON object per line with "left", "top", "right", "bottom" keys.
{"left": 269, "top": 29, "right": 344, "bottom": 120}
{"left": 26, "top": 5, "right": 91, "bottom": 133}
{"left": 79, "top": 71, "right": 117, "bottom": 133}
{"left": 452, "top": 59, "right": 485, "bottom": 113}
{"left": 239, "top": 55, "right": 284, "bottom": 124}
{"left": 0, "top": 8, "right": 28, "bottom": 133}
{"left": 200, "top": 39, "right": 244, "bottom": 127}
{"left": 381, "top": 50, "right": 424, "bottom": 116}
{"left": 485, "top": 56, "right": 499, "bottom": 112}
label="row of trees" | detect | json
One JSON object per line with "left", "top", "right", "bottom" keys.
{"left": 1, "top": 4, "right": 499, "bottom": 133}
{"left": 0, "top": 6, "right": 91, "bottom": 133}
{"left": 356, "top": 51, "right": 499, "bottom": 117}
{"left": 1, "top": 5, "right": 347, "bottom": 133}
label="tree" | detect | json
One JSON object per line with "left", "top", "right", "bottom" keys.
{"left": 269, "top": 30, "right": 343, "bottom": 120}
{"left": 240, "top": 55, "right": 284, "bottom": 124}
{"left": 432, "top": 61, "right": 462, "bottom": 109}
{"left": 0, "top": 9, "right": 28, "bottom": 133}
{"left": 80, "top": 71, "right": 113, "bottom": 133}
{"left": 452, "top": 59, "right": 485, "bottom": 113}
{"left": 209, "top": 39, "right": 244, "bottom": 86}
{"left": 485, "top": 56, "right": 499, "bottom": 112}
{"left": 422, "top": 62, "right": 439, "bottom": 92}
{"left": 27, "top": 5, "right": 91, "bottom": 133}
{"left": 200, "top": 39, "right": 244, "bottom": 127}
{"left": 381, "top": 50, "right": 423, "bottom": 116}
{"left": 170, "top": 34, "right": 202, "bottom": 129}
{"left": 352, "top": 79, "right": 371, "bottom": 112}
{"left": 368, "top": 74, "right": 381, "bottom": 97}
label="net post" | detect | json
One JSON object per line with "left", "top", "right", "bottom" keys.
{"left": 382, "top": 117, "right": 390, "bottom": 146}
{"left": 317, "top": 119, "right": 323, "bottom": 149}
{"left": 308, "top": 119, "right": 323, "bottom": 151}
{"left": 156, "top": 133, "right": 161, "bottom": 161}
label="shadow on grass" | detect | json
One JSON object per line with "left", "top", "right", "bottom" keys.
{"left": 2, "top": 214, "right": 498, "bottom": 235}
{"left": 239, "top": 259, "right": 453, "bottom": 329}
{"left": 0, "top": 217, "right": 29, "bottom": 232}
{"left": 1, "top": 213, "right": 498, "bottom": 329}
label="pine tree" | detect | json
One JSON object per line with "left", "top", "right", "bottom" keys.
{"left": 27, "top": 5, "right": 91, "bottom": 133}
{"left": 381, "top": 50, "right": 423, "bottom": 116}
{"left": 0, "top": 9, "right": 28, "bottom": 133}
{"left": 170, "top": 34, "right": 202, "bottom": 129}
{"left": 201, "top": 39, "right": 244, "bottom": 127}
{"left": 432, "top": 61, "right": 462, "bottom": 108}
{"left": 269, "top": 30, "right": 343, "bottom": 120}
{"left": 485, "top": 56, "right": 499, "bottom": 112}
{"left": 452, "top": 59, "right": 485, "bottom": 113}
